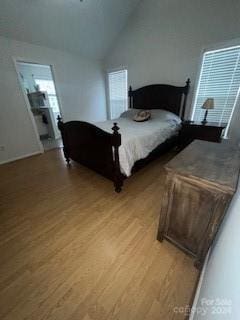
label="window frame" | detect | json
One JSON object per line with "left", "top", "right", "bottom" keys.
{"left": 191, "top": 39, "right": 240, "bottom": 138}
{"left": 35, "top": 78, "right": 60, "bottom": 113}
{"left": 106, "top": 67, "right": 128, "bottom": 120}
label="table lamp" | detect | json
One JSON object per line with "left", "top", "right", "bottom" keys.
{"left": 202, "top": 98, "right": 214, "bottom": 124}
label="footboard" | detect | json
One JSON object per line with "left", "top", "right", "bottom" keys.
{"left": 57, "top": 116, "right": 124, "bottom": 192}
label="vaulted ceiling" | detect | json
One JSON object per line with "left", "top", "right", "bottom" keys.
{"left": 0, "top": 0, "right": 141, "bottom": 60}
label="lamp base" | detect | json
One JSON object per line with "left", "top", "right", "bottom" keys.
{"left": 202, "top": 110, "right": 208, "bottom": 125}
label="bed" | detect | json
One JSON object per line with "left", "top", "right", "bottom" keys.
{"left": 57, "top": 79, "right": 190, "bottom": 192}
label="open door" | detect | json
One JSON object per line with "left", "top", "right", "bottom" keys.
{"left": 15, "top": 61, "right": 63, "bottom": 151}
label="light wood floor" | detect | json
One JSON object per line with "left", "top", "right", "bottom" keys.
{"left": 0, "top": 150, "right": 199, "bottom": 320}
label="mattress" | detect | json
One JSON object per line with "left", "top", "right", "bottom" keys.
{"left": 96, "top": 109, "right": 181, "bottom": 177}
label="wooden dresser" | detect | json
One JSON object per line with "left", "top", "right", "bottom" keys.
{"left": 157, "top": 140, "right": 240, "bottom": 268}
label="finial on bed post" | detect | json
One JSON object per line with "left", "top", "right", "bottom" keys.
{"left": 181, "top": 78, "right": 191, "bottom": 120}
{"left": 57, "top": 115, "right": 64, "bottom": 131}
{"left": 112, "top": 123, "right": 123, "bottom": 193}
{"left": 112, "top": 122, "right": 120, "bottom": 135}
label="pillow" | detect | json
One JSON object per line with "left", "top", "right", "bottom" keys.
{"left": 133, "top": 110, "right": 151, "bottom": 122}
{"left": 120, "top": 109, "right": 139, "bottom": 118}
{"left": 120, "top": 108, "right": 181, "bottom": 124}
{"left": 150, "top": 109, "right": 181, "bottom": 124}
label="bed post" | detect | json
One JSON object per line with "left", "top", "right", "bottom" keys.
{"left": 129, "top": 86, "right": 133, "bottom": 109}
{"left": 181, "top": 78, "right": 191, "bottom": 120}
{"left": 112, "top": 123, "right": 123, "bottom": 193}
{"left": 57, "top": 115, "right": 70, "bottom": 165}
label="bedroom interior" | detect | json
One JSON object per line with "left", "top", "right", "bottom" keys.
{"left": 0, "top": 0, "right": 240, "bottom": 319}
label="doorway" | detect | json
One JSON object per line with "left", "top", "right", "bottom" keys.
{"left": 16, "top": 61, "right": 63, "bottom": 151}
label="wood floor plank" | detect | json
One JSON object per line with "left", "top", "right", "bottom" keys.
{"left": 0, "top": 150, "right": 199, "bottom": 320}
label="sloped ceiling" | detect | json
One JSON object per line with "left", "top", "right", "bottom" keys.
{"left": 0, "top": 0, "right": 141, "bottom": 60}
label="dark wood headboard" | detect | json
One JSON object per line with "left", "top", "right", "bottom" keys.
{"left": 128, "top": 78, "right": 190, "bottom": 119}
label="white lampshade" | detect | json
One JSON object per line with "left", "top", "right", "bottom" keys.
{"left": 202, "top": 98, "right": 214, "bottom": 110}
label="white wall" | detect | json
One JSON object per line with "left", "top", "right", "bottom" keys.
{"left": 191, "top": 182, "right": 240, "bottom": 320}
{"left": 105, "top": 0, "right": 240, "bottom": 130}
{"left": 0, "top": 36, "right": 107, "bottom": 164}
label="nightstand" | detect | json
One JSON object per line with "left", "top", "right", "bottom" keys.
{"left": 179, "top": 121, "right": 227, "bottom": 148}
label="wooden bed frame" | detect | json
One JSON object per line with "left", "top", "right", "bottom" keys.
{"left": 57, "top": 79, "right": 190, "bottom": 192}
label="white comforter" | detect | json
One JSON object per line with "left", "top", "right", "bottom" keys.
{"left": 95, "top": 109, "right": 181, "bottom": 177}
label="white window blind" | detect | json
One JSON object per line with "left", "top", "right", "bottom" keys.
{"left": 192, "top": 45, "right": 240, "bottom": 134}
{"left": 108, "top": 69, "right": 128, "bottom": 119}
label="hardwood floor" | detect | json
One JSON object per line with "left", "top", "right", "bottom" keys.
{"left": 0, "top": 150, "right": 199, "bottom": 320}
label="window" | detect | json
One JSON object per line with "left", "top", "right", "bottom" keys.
{"left": 35, "top": 79, "right": 60, "bottom": 113}
{"left": 191, "top": 45, "right": 240, "bottom": 136}
{"left": 108, "top": 69, "right": 128, "bottom": 119}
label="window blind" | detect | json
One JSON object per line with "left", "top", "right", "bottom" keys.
{"left": 108, "top": 69, "right": 128, "bottom": 119}
{"left": 192, "top": 46, "right": 240, "bottom": 133}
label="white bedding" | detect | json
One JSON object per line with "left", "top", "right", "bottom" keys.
{"left": 95, "top": 109, "right": 181, "bottom": 177}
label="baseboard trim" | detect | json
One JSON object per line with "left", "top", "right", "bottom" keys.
{"left": 188, "top": 249, "right": 211, "bottom": 319}
{"left": 0, "top": 150, "right": 42, "bottom": 165}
